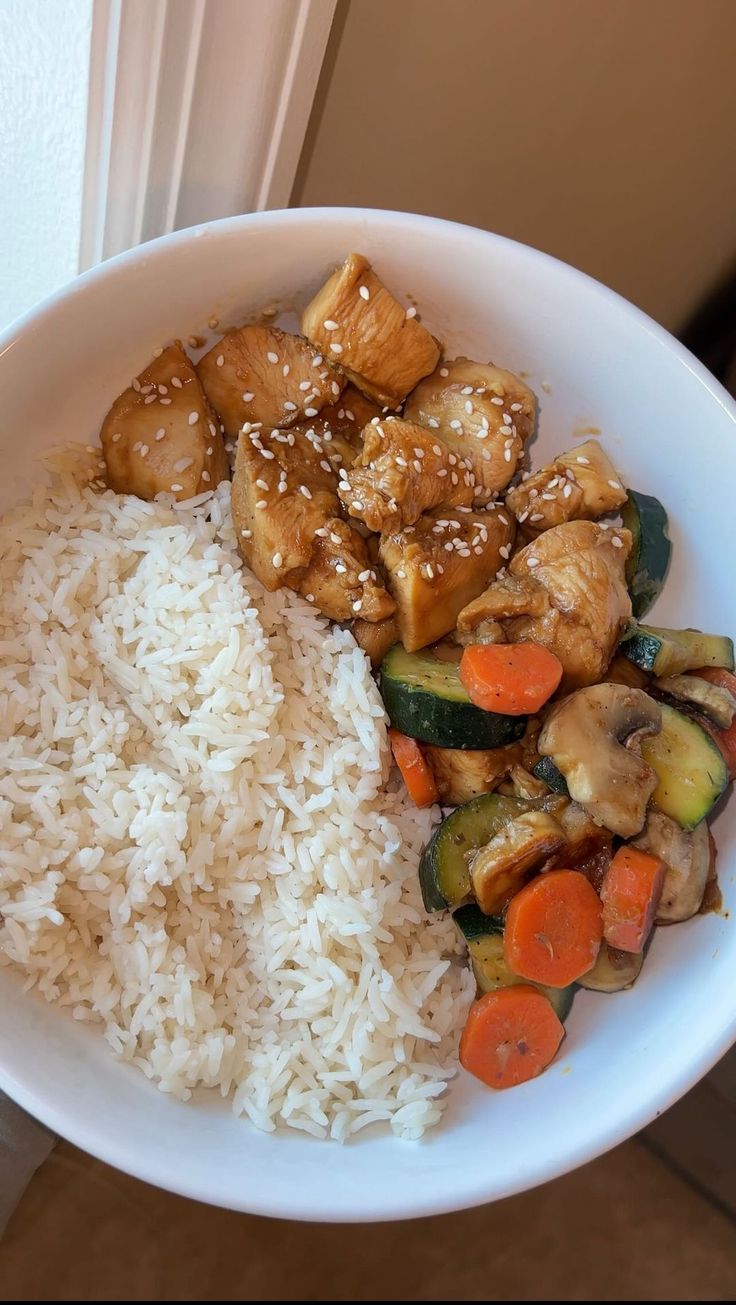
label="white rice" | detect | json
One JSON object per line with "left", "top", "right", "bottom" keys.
{"left": 0, "top": 446, "right": 473, "bottom": 1140}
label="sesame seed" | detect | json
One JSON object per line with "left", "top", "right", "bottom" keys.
{"left": 437, "top": 468, "right": 448, "bottom": 477}
{"left": 498, "top": 514, "right": 508, "bottom": 524}
{"left": 439, "top": 367, "right": 449, "bottom": 377}
{"left": 335, "top": 563, "right": 347, "bottom": 574}
{"left": 530, "top": 513, "right": 544, "bottom": 522}
{"left": 160, "top": 397, "right": 172, "bottom": 405}
{"left": 305, "top": 593, "right": 315, "bottom": 602}
{"left": 132, "top": 378, "right": 141, "bottom": 391}
{"left": 451, "top": 471, "right": 458, "bottom": 485}
{"left": 504, "top": 448, "right": 512, "bottom": 462}
{"left": 548, "top": 477, "right": 560, "bottom": 488}
{"left": 284, "top": 401, "right": 297, "bottom": 411}
{"left": 358, "top": 284, "right": 371, "bottom": 301}
{"left": 173, "top": 457, "right": 193, "bottom": 472}
{"left": 312, "top": 355, "right": 323, "bottom": 366}
{"left": 323, "top": 319, "right": 339, "bottom": 331}
{"left": 395, "top": 456, "right": 408, "bottom": 468}
{"left": 331, "top": 381, "right": 341, "bottom": 396}
{"left": 171, "top": 377, "right": 183, "bottom": 388}
{"left": 216, "top": 354, "right": 224, "bottom": 367}
{"left": 460, "top": 385, "right": 473, "bottom": 395}
{"left": 611, "top": 535, "right": 623, "bottom": 548}
{"left": 303, "top": 407, "right": 318, "bottom": 418}
{"left": 139, "top": 444, "right": 148, "bottom": 458}
{"left": 153, "top": 346, "right": 163, "bottom": 358}
{"left": 226, "top": 442, "right": 234, "bottom": 453}
{"left": 144, "top": 394, "right": 156, "bottom": 404}
{"left": 473, "top": 545, "right": 483, "bottom": 556}
{"left": 207, "top": 447, "right": 213, "bottom": 455}
{"left": 502, "top": 412, "right": 511, "bottom": 423}
{"left": 330, "top": 343, "right": 343, "bottom": 354}
{"left": 272, "top": 552, "right": 283, "bottom": 568}
{"left": 481, "top": 449, "right": 491, "bottom": 461}
{"left": 357, "top": 569, "right": 371, "bottom": 582}
{"left": 527, "top": 556, "right": 540, "bottom": 567}
{"left": 425, "top": 417, "right": 439, "bottom": 430}
{"left": 202, "top": 471, "right": 211, "bottom": 482}
{"left": 563, "top": 483, "right": 573, "bottom": 498}
{"left": 396, "top": 568, "right": 407, "bottom": 579}
{"left": 330, "top": 532, "right": 342, "bottom": 545}
{"left": 300, "top": 485, "right": 312, "bottom": 499}
{"left": 352, "top": 500, "right": 363, "bottom": 511}
{"left": 267, "top": 351, "right": 279, "bottom": 364}
{"left": 282, "top": 364, "right": 290, "bottom": 377}
{"left": 499, "top": 544, "right": 510, "bottom": 559}
{"left": 464, "top": 400, "right": 473, "bottom": 414}
{"left": 448, "top": 453, "right": 457, "bottom": 465}
{"left": 480, "top": 416, "right": 489, "bottom": 430}
{"left": 577, "top": 456, "right": 590, "bottom": 465}
{"left": 256, "top": 478, "right": 269, "bottom": 490}
{"left": 132, "top": 441, "right": 142, "bottom": 452}
{"left": 261, "top": 449, "right": 275, "bottom": 459}
{"left": 518, "top": 510, "right": 529, "bottom": 522}
{"left": 320, "top": 459, "right": 332, "bottom": 473}
{"left": 278, "top": 482, "right": 287, "bottom": 493}
{"left": 352, "top": 600, "right": 362, "bottom": 612}
{"left": 449, "top": 419, "right": 462, "bottom": 431}
{"left": 111, "top": 432, "right": 121, "bottom": 443}
{"left": 255, "top": 499, "right": 267, "bottom": 509}
{"left": 158, "top": 384, "right": 168, "bottom": 395}
{"left": 241, "top": 529, "right": 252, "bottom": 538}
{"left": 608, "top": 479, "right": 622, "bottom": 489}
{"left": 499, "top": 425, "right": 512, "bottom": 436}
{"left": 242, "top": 391, "right": 254, "bottom": 402}
{"left": 413, "top": 447, "right": 425, "bottom": 458}
{"left": 510, "top": 402, "right": 523, "bottom": 412}
{"left": 412, "top": 459, "right": 422, "bottom": 472}
{"left": 542, "top": 492, "right": 555, "bottom": 500}
{"left": 315, "top": 527, "right": 328, "bottom": 537}
{"left": 491, "top": 396, "right": 503, "bottom": 406}
{"left": 425, "top": 564, "right": 434, "bottom": 579}
{"left": 188, "top": 411, "right": 199, "bottom": 425}
{"left": 170, "top": 484, "right": 183, "bottom": 492}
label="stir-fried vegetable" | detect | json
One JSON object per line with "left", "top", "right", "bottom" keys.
{"left": 388, "top": 729, "right": 438, "bottom": 808}
{"left": 380, "top": 644, "right": 527, "bottom": 749}
{"left": 459, "top": 642, "right": 563, "bottom": 716}
{"left": 459, "top": 986, "right": 565, "bottom": 1090}
{"left": 600, "top": 846, "right": 666, "bottom": 953}
{"left": 621, "top": 490, "right": 671, "bottom": 619}
{"left": 504, "top": 870, "right": 603, "bottom": 988}
{"left": 622, "top": 624, "right": 734, "bottom": 677}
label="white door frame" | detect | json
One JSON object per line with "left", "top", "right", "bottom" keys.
{"left": 79, "top": 0, "right": 337, "bottom": 270}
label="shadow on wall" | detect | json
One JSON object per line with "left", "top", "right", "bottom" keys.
{"left": 682, "top": 264, "right": 736, "bottom": 398}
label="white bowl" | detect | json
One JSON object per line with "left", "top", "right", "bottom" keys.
{"left": 1, "top": 208, "right": 735, "bottom": 1222}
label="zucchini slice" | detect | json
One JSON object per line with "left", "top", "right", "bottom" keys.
{"left": 418, "top": 793, "right": 529, "bottom": 911}
{"left": 621, "top": 624, "right": 735, "bottom": 677}
{"left": 641, "top": 701, "right": 729, "bottom": 829}
{"left": 621, "top": 490, "right": 671, "bottom": 619}
{"left": 453, "top": 911, "right": 574, "bottom": 1020}
{"left": 380, "top": 644, "right": 527, "bottom": 749}
{"left": 578, "top": 943, "right": 643, "bottom": 992}
{"left": 532, "top": 756, "right": 570, "bottom": 796}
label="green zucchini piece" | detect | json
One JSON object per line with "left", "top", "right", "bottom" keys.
{"left": 621, "top": 624, "right": 734, "bottom": 677}
{"left": 419, "top": 793, "right": 529, "bottom": 911}
{"left": 452, "top": 902, "right": 504, "bottom": 942}
{"left": 578, "top": 943, "right": 643, "bottom": 992}
{"left": 380, "top": 644, "right": 527, "bottom": 749}
{"left": 457, "top": 925, "right": 574, "bottom": 1020}
{"left": 532, "top": 756, "right": 570, "bottom": 796}
{"left": 621, "top": 490, "right": 671, "bottom": 619}
{"left": 642, "top": 701, "right": 729, "bottom": 829}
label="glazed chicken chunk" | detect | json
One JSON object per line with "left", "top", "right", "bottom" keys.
{"left": 338, "top": 417, "right": 476, "bottom": 533}
{"left": 404, "top": 357, "right": 536, "bottom": 499}
{"left": 457, "top": 520, "right": 632, "bottom": 689}
{"left": 506, "top": 440, "right": 627, "bottom": 534}
{"left": 379, "top": 503, "right": 516, "bottom": 651}
{"left": 231, "top": 425, "right": 394, "bottom": 622}
{"left": 100, "top": 342, "right": 229, "bottom": 501}
{"left": 197, "top": 324, "right": 345, "bottom": 439}
{"left": 301, "top": 253, "right": 440, "bottom": 407}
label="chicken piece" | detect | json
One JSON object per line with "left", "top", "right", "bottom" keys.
{"left": 338, "top": 417, "right": 476, "bottom": 533}
{"left": 379, "top": 504, "right": 516, "bottom": 651}
{"left": 296, "top": 384, "right": 382, "bottom": 474}
{"left": 100, "top": 343, "right": 229, "bottom": 501}
{"left": 404, "top": 357, "right": 536, "bottom": 500}
{"left": 425, "top": 741, "right": 525, "bottom": 805}
{"left": 506, "top": 440, "right": 626, "bottom": 534}
{"left": 197, "top": 325, "right": 344, "bottom": 439}
{"left": 457, "top": 520, "right": 632, "bottom": 690}
{"left": 301, "top": 253, "right": 439, "bottom": 407}
{"left": 352, "top": 615, "right": 399, "bottom": 667}
{"left": 292, "top": 519, "right": 394, "bottom": 623}
{"left": 231, "top": 426, "right": 393, "bottom": 622}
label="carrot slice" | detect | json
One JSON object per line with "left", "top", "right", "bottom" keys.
{"left": 459, "top": 643, "right": 563, "bottom": 716}
{"left": 459, "top": 985, "right": 564, "bottom": 1089}
{"left": 504, "top": 870, "right": 603, "bottom": 986}
{"left": 600, "top": 846, "right": 666, "bottom": 953}
{"left": 693, "top": 668, "right": 736, "bottom": 777}
{"left": 389, "top": 728, "right": 438, "bottom": 807}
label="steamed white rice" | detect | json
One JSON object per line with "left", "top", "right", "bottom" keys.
{"left": 0, "top": 446, "right": 473, "bottom": 1140}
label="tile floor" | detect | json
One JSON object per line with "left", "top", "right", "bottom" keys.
{"left": 1, "top": 1134, "right": 735, "bottom": 1301}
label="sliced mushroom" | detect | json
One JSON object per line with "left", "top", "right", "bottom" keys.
{"left": 471, "top": 810, "right": 564, "bottom": 914}
{"left": 632, "top": 810, "right": 711, "bottom": 923}
{"left": 538, "top": 684, "right": 662, "bottom": 837}
{"left": 578, "top": 942, "right": 644, "bottom": 992}
{"left": 657, "top": 674, "right": 736, "bottom": 729}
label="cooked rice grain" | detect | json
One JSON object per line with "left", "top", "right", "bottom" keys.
{"left": 0, "top": 447, "right": 473, "bottom": 1140}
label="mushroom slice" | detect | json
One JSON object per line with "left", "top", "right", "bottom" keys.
{"left": 405, "top": 357, "right": 536, "bottom": 500}
{"left": 578, "top": 942, "right": 644, "bottom": 992}
{"left": 470, "top": 810, "right": 564, "bottom": 914}
{"left": 632, "top": 810, "right": 711, "bottom": 923}
{"left": 538, "top": 684, "right": 662, "bottom": 837}
{"left": 657, "top": 674, "right": 736, "bottom": 729}
{"left": 301, "top": 253, "right": 439, "bottom": 407}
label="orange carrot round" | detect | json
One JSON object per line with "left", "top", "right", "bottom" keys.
{"left": 459, "top": 985, "right": 564, "bottom": 1090}
{"left": 388, "top": 728, "right": 438, "bottom": 808}
{"left": 459, "top": 642, "right": 563, "bottom": 716}
{"left": 693, "top": 668, "right": 736, "bottom": 778}
{"left": 600, "top": 845, "right": 665, "bottom": 953}
{"left": 504, "top": 870, "right": 603, "bottom": 987}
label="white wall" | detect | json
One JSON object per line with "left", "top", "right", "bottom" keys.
{"left": 0, "top": 0, "right": 92, "bottom": 327}
{"left": 295, "top": 0, "right": 736, "bottom": 331}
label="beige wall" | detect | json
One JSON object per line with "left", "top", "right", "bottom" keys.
{"left": 293, "top": 0, "right": 736, "bottom": 331}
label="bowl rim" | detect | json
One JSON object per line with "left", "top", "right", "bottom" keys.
{"left": 1, "top": 205, "right": 735, "bottom": 1222}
